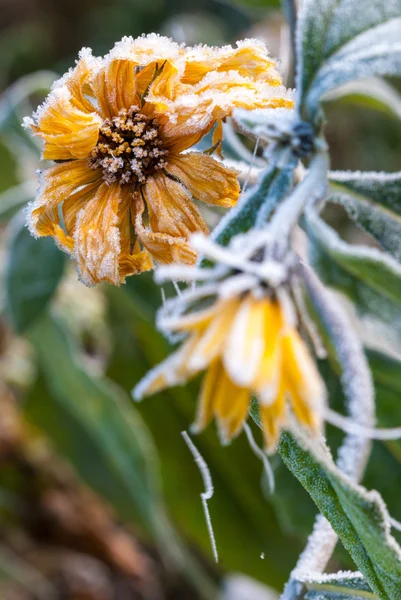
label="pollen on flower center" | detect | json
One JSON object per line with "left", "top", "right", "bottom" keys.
{"left": 89, "top": 106, "right": 168, "bottom": 185}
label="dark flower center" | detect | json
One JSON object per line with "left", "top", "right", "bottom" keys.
{"left": 89, "top": 106, "right": 168, "bottom": 185}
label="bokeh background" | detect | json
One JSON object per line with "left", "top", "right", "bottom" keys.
{"left": 0, "top": 1, "right": 401, "bottom": 599}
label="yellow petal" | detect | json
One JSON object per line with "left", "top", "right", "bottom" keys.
{"left": 260, "top": 381, "right": 287, "bottom": 453}
{"left": 213, "top": 365, "right": 250, "bottom": 442}
{"left": 166, "top": 152, "right": 240, "bottom": 208}
{"left": 193, "top": 359, "right": 222, "bottom": 433}
{"left": 182, "top": 40, "right": 281, "bottom": 86}
{"left": 28, "top": 161, "right": 102, "bottom": 239}
{"left": 282, "top": 330, "right": 325, "bottom": 432}
{"left": 144, "top": 172, "right": 209, "bottom": 237}
{"left": 253, "top": 301, "right": 284, "bottom": 404}
{"left": 162, "top": 122, "right": 212, "bottom": 153}
{"left": 134, "top": 193, "right": 197, "bottom": 265}
{"left": 118, "top": 200, "right": 153, "bottom": 279}
{"left": 161, "top": 303, "right": 222, "bottom": 333}
{"left": 187, "top": 298, "right": 240, "bottom": 372}
{"left": 134, "top": 332, "right": 202, "bottom": 400}
{"left": 28, "top": 88, "right": 102, "bottom": 161}
{"left": 63, "top": 179, "right": 102, "bottom": 239}
{"left": 223, "top": 295, "right": 267, "bottom": 387}
{"left": 219, "top": 389, "right": 250, "bottom": 441}
{"left": 65, "top": 49, "right": 100, "bottom": 113}
{"left": 92, "top": 59, "right": 137, "bottom": 118}
{"left": 75, "top": 182, "right": 123, "bottom": 286}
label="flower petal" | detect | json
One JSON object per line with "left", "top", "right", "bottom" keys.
{"left": 193, "top": 359, "right": 222, "bottom": 433}
{"left": 92, "top": 59, "right": 137, "bottom": 118}
{"left": 223, "top": 295, "right": 267, "bottom": 387}
{"left": 63, "top": 48, "right": 100, "bottom": 113}
{"left": 26, "top": 87, "right": 102, "bottom": 160}
{"left": 187, "top": 299, "right": 240, "bottom": 372}
{"left": 260, "top": 382, "right": 287, "bottom": 453}
{"left": 28, "top": 160, "right": 102, "bottom": 240}
{"left": 282, "top": 330, "right": 326, "bottom": 432}
{"left": 213, "top": 365, "right": 250, "bottom": 442}
{"left": 74, "top": 182, "right": 123, "bottom": 286}
{"left": 182, "top": 39, "right": 282, "bottom": 86}
{"left": 252, "top": 301, "right": 283, "bottom": 404}
{"left": 166, "top": 152, "right": 240, "bottom": 208}
{"left": 133, "top": 332, "right": 203, "bottom": 400}
{"left": 118, "top": 198, "right": 153, "bottom": 279}
{"left": 145, "top": 172, "right": 209, "bottom": 237}
{"left": 134, "top": 193, "right": 197, "bottom": 265}
{"left": 135, "top": 172, "right": 208, "bottom": 265}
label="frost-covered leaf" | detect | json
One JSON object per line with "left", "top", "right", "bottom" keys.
{"left": 5, "top": 216, "right": 65, "bottom": 333}
{"left": 305, "top": 206, "right": 401, "bottom": 349}
{"left": 305, "top": 205, "right": 401, "bottom": 305}
{"left": 329, "top": 170, "right": 401, "bottom": 261}
{"left": 277, "top": 430, "right": 401, "bottom": 600}
{"left": 297, "top": 0, "right": 401, "bottom": 121}
{"left": 295, "top": 572, "right": 376, "bottom": 599}
{"left": 323, "top": 78, "right": 401, "bottom": 120}
{"left": 213, "top": 160, "right": 296, "bottom": 247}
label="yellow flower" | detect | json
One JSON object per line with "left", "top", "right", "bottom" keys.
{"left": 134, "top": 291, "right": 326, "bottom": 452}
{"left": 24, "top": 35, "right": 293, "bottom": 286}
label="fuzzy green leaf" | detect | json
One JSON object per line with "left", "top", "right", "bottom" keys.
{"left": 323, "top": 78, "right": 401, "bottom": 120}
{"left": 305, "top": 205, "right": 401, "bottom": 347}
{"left": 278, "top": 431, "right": 401, "bottom": 599}
{"left": 296, "top": 573, "right": 376, "bottom": 599}
{"left": 297, "top": 0, "right": 401, "bottom": 122}
{"left": 212, "top": 159, "right": 296, "bottom": 247}
{"left": 329, "top": 170, "right": 401, "bottom": 261}
{"left": 24, "top": 313, "right": 217, "bottom": 599}
{"left": 5, "top": 217, "right": 65, "bottom": 333}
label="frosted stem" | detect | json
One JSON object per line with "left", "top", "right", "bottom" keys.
{"left": 267, "top": 150, "right": 328, "bottom": 256}
{"left": 287, "top": 265, "right": 375, "bottom": 585}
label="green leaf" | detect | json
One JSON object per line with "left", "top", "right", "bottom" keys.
{"left": 306, "top": 205, "right": 401, "bottom": 304}
{"left": 213, "top": 159, "right": 296, "bottom": 247}
{"left": 277, "top": 430, "right": 401, "bottom": 599}
{"left": 297, "top": 0, "right": 401, "bottom": 122}
{"left": 305, "top": 205, "right": 401, "bottom": 347}
{"left": 329, "top": 170, "right": 401, "bottom": 261}
{"left": 293, "top": 573, "right": 376, "bottom": 599}
{"left": 5, "top": 217, "right": 65, "bottom": 333}
{"left": 24, "top": 313, "right": 216, "bottom": 598}
{"left": 323, "top": 78, "right": 401, "bottom": 120}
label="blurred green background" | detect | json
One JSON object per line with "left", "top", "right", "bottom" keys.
{"left": 0, "top": 0, "right": 401, "bottom": 599}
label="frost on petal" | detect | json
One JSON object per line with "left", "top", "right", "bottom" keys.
{"left": 134, "top": 193, "right": 197, "bottom": 265}
{"left": 28, "top": 160, "right": 102, "bottom": 239}
{"left": 166, "top": 152, "right": 240, "bottom": 208}
{"left": 143, "top": 172, "right": 208, "bottom": 238}
{"left": 186, "top": 298, "right": 240, "bottom": 372}
{"left": 74, "top": 182, "right": 122, "bottom": 286}
{"left": 27, "top": 87, "right": 102, "bottom": 160}
{"left": 282, "top": 330, "right": 326, "bottom": 432}
{"left": 182, "top": 39, "right": 282, "bottom": 86}
{"left": 223, "top": 295, "right": 266, "bottom": 387}
{"left": 107, "top": 33, "right": 181, "bottom": 67}
{"left": 56, "top": 47, "right": 101, "bottom": 113}
{"left": 133, "top": 333, "right": 204, "bottom": 400}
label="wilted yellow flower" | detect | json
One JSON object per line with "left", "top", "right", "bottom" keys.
{"left": 134, "top": 288, "right": 325, "bottom": 452}
{"left": 24, "top": 35, "right": 293, "bottom": 285}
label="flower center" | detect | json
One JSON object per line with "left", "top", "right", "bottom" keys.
{"left": 89, "top": 106, "right": 168, "bottom": 185}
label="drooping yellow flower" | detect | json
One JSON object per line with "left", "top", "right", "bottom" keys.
{"left": 134, "top": 291, "right": 325, "bottom": 452}
{"left": 24, "top": 35, "right": 293, "bottom": 286}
